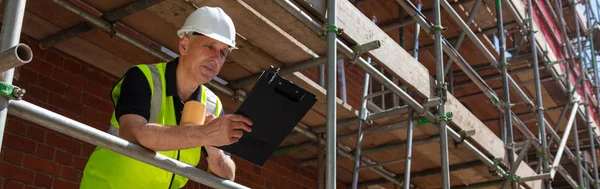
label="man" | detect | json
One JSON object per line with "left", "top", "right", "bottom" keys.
{"left": 80, "top": 6, "right": 252, "bottom": 189}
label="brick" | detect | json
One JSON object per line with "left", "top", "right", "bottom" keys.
{"left": 81, "top": 67, "right": 113, "bottom": 88}
{"left": 63, "top": 99, "right": 83, "bottom": 116}
{"left": 37, "top": 75, "right": 66, "bottom": 94}
{"left": 26, "top": 85, "right": 48, "bottom": 103}
{"left": 16, "top": 68, "right": 38, "bottom": 87}
{"left": 53, "top": 68, "right": 86, "bottom": 89}
{"left": 252, "top": 165, "right": 262, "bottom": 176}
{"left": 235, "top": 158, "right": 253, "bottom": 172}
{"left": 82, "top": 93, "right": 112, "bottom": 114}
{"left": 97, "top": 112, "right": 112, "bottom": 125}
{"left": 25, "top": 186, "right": 42, "bottom": 189}
{"left": 6, "top": 120, "right": 28, "bottom": 136}
{"left": 0, "top": 162, "right": 35, "bottom": 183}
{"left": 235, "top": 169, "right": 246, "bottom": 180}
{"left": 55, "top": 150, "right": 73, "bottom": 166}
{"left": 36, "top": 143, "right": 55, "bottom": 160}
{"left": 34, "top": 173, "right": 53, "bottom": 188}
{"left": 265, "top": 180, "right": 275, "bottom": 189}
{"left": 273, "top": 163, "right": 295, "bottom": 179}
{"left": 262, "top": 170, "right": 279, "bottom": 182}
{"left": 23, "top": 155, "right": 62, "bottom": 176}
{"left": 82, "top": 106, "right": 99, "bottom": 122}
{"left": 45, "top": 133, "right": 81, "bottom": 155}
{"left": 73, "top": 155, "right": 87, "bottom": 170}
{"left": 63, "top": 59, "right": 82, "bottom": 74}
{"left": 247, "top": 173, "right": 265, "bottom": 186}
{"left": 286, "top": 180, "right": 302, "bottom": 189}
{"left": 85, "top": 81, "right": 104, "bottom": 98}
{"left": 4, "top": 133, "right": 37, "bottom": 154}
{"left": 53, "top": 178, "right": 78, "bottom": 189}
{"left": 26, "top": 58, "right": 53, "bottom": 76}
{"left": 2, "top": 147, "right": 24, "bottom": 165}
{"left": 277, "top": 176, "right": 286, "bottom": 186}
{"left": 61, "top": 166, "right": 81, "bottom": 182}
{"left": 46, "top": 51, "right": 64, "bottom": 67}
{"left": 65, "top": 86, "right": 82, "bottom": 103}
{"left": 79, "top": 144, "right": 95, "bottom": 157}
{"left": 3, "top": 180, "right": 25, "bottom": 189}
{"left": 26, "top": 125, "right": 45, "bottom": 142}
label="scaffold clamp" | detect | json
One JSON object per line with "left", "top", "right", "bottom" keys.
{"left": 350, "top": 40, "right": 382, "bottom": 65}
{"left": 320, "top": 24, "right": 343, "bottom": 40}
{"left": 0, "top": 82, "right": 25, "bottom": 100}
{"left": 432, "top": 24, "right": 446, "bottom": 32}
{"left": 438, "top": 112, "right": 453, "bottom": 121}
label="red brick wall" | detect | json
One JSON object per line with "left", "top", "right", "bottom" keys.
{"left": 0, "top": 36, "right": 318, "bottom": 189}
{"left": 301, "top": 61, "right": 366, "bottom": 109}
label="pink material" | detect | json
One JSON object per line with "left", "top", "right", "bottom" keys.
{"left": 525, "top": 0, "right": 599, "bottom": 125}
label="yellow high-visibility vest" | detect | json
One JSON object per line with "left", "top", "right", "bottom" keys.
{"left": 80, "top": 62, "right": 222, "bottom": 189}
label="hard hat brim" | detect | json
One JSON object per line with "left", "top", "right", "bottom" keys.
{"left": 177, "top": 28, "right": 237, "bottom": 50}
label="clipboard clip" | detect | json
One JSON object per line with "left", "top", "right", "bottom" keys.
{"left": 268, "top": 66, "right": 281, "bottom": 85}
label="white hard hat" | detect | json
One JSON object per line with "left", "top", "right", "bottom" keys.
{"left": 177, "top": 7, "right": 237, "bottom": 49}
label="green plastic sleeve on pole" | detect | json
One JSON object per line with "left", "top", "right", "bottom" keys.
{"left": 0, "top": 82, "right": 17, "bottom": 100}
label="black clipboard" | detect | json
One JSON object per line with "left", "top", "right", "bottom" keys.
{"left": 216, "top": 66, "right": 317, "bottom": 166}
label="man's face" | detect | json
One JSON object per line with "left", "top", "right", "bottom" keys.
{"left": 179, "top": 34, "right": 229, "bottom": 84}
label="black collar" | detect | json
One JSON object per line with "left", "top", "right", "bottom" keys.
{"left": 165, "top": 58, "right": 202, "bottom": 101}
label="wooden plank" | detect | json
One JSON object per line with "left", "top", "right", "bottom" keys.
{"left": 241, "top": 0, "right": 327, "bottom": 55}
{"left": 25, "top": 0, "right": 84, "bottom": 28}
{"left": 334, "top": 0, "right": 434, "bottom": 98}
{"left": 189, "top": 0, "right": 316, "bottom": 64}
{"left": 3, "top": 8, "right": 132, "bottom": 77}
{"left": 56, "top": 37, "right": 130, "bottom": 77}
{"left": 79, "top": 29, "right": 161, "bottom": 64}
{"left": 120, "top": 10, "right": 181, "bottom": 53}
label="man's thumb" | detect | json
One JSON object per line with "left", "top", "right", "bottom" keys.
{"left": 204, "top": 114, "right": 216, "bottom": 124}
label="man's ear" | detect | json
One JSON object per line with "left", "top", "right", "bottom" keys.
{"left": 179, "top": 36, "right": 190, "bottom": 55}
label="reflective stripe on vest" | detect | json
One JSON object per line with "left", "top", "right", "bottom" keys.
{"left": 81, "top": 62, "right": 223, "bottom": 189}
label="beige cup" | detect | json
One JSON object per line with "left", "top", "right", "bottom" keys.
{"left": 180, "top": 101, "right": 207, "bottom": 125}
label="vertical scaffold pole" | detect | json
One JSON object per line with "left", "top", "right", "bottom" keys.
{"left": 0, "top": 0, "right": 27, "bottom": 154}
{"left": 433, "top": 0, "right": 451, "bottom": 188}
{"left": 325, "top": 0, "right": 338, "bottom": 188}
{"left": 585, "top": 1, "right": 600, "bottom": 188}
{"left": 496, "top": 0, "right": 516, "bottom": 188}
{"left": 526, "top": 1, "right": 550, "bottom": 187}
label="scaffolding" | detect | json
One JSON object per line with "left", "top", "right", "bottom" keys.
{"left": 1, "top": 0, "right": 600, "bottom": 188}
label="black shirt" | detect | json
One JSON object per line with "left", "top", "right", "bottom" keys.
{"left": 114, "top": 58, "right": 215, "bottom": 157}
{"left": 115, "top": 58, "right": 196, "bottom": 125}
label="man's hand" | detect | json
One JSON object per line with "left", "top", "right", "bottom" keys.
{"left": 203, "top": 114, "right": 238, "bottom": 180}
{"left": 199, "top": 114, "right": 252, "bottom": 147}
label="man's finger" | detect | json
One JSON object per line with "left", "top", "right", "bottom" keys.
{"left": 228, "top": 114, "right": 253, "bottom": 126}
{"left": 231, "top": 130, "right": 243, "bottom": 138}
{"left": 232, "top": 122, "right": 252, "bottom": 133}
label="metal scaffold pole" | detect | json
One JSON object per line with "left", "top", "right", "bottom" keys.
{"left": 413, "top": 1, "right": 421, "bottom": 59}
{"left": 562, "top": 0, "right": 586, "bottom": 187}
{"left": 585, "top": 1, "right": 600, "bottom": 187}
{"left": 526, "top": 0, "right": 550, "bottom": 187}
{"left": 351, "top": 58, "right": 371, "bottom": 189}
{"left": 405, "top": 3, "right": 420, "bottom": 189}
{"left": 433, "top": 0, "right": 451, "bottom": 187}
{"left": 495, "top": 0, "right": 516, "bottom": 188}
{"left": 326, "top": 0, "right": 338, "bottom": 188}
{"left": 0, "top": 0, "right": 27, "bottom": 154}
